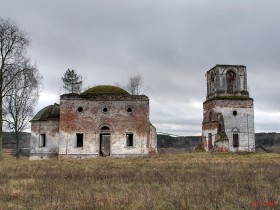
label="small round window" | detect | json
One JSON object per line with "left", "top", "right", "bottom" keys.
{"left": 127, "top": 107, "right": 133, "bottom": 112}
{"left": 233, "top": 110, "right": 237, "bottom": 116}
{"left": 77, "top": 107, "right": 83, "bottom": 112}
{"left": 103, "top": 107, "right": 108, "bottom": 113}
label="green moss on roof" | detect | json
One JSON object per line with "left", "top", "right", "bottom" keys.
{"left": 82, "top": 85, "right": 130, "bottom": 96}
{"left": 205, "top": 96, "right": 253, "bottom": 102}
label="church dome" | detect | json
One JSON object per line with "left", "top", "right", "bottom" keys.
{"left": 31, "top": 103, "right": 60, "bottom": 122}
{"left": 82, "top": 85, "right": 130, "bottom": 96}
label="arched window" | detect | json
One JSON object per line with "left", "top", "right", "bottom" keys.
{"left": 226, "top": 70, "right": 236, "bottom": 93}
{"left": 98, "top": 124, "right": 113, "bottom": 133}
{"left": 209, "top": 112, "right": 212, "bottom": 122}
{"left": 232, "top": 127, "right": 239, "bottom": 148}
{"left": 101, "top": 126, "right": 110, "bottom": 131}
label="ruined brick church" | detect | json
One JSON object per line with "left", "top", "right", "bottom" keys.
{"left": 202, "top": 65, "right": 255, "bottom": 152}
{"left": 30, "top": 64, "right": 256, "bottom": 159}
{"left": 30, "top": 85, "right": 157, "bottom": 159}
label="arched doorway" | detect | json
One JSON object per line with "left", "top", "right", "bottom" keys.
{"left": 100, "top": 126, "right": 111, "bottom": 156}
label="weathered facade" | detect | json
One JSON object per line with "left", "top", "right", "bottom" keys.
{"left": 202, "top": 65, "right": 255, "bottom": 152}
{"left": 30, "top": 86, "right": 157, "bottom": 159}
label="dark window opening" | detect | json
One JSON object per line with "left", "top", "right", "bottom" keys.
{"left": 40, "top": 134, "right": 46, "bottom": 147}
{"left": 208, "top": 133, "right": 213, "bottom": 149}
{"left": 233, "top": 134, "right": 239, "bottom": 147}
{"left": 103, "top": 107, "right": 108, "bottom": 112}
{"left": 127, "top": 107, "right": 133, "bottom": 112}
{"left": 126, "top": 134, "right": 134, "bottom": 147}
{"left": 233, "top": 110, "right": 237, "bottom": 116}
{"left": 77, "top": 107, "right": 83, "bottom": 112}
{"left": 209, "top": 112, "right": 212, "bottom": 122}
{"left": 76, "top": 133, "right": 84, "bottom": 147}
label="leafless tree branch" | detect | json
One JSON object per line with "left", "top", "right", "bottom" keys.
{"left": 0, "top": 17, "right": 39, "bottom": 159}
{"left": 126, "top": 74, "right": 144, "bottom": 95}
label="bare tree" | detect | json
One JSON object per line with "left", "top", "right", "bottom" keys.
{"left": 126, "top": 74, "right": 144, "bottom": 95}
{"left": 3, "top": 66, "right": 41, "bottom": 158}
{"left": 62, "top": 69, "right": 83, "bottom": 93}
{"left": 0, "top": 17, "right": 35, "bottom": 159}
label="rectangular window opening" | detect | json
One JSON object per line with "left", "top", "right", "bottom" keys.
{"left": 76, "top": 133, "right": 84, "bottom": 147}
{"left": 208, "top": 133, "right": 213, "bottom": 149}
{"left": 126, "top": 134, "right": 134, "bottom": 147}
{"left": 40, "top": 134, "right": 46, "bottom": 147}
{"left": 233, "top": 134, "right": 239, "bottom": 147}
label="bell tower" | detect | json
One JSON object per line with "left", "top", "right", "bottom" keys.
{"left": 202, "top": 65, "right": 255, "bottom": 152}
{"left": 206, "top": 65, "right": 249, "bottom": 100}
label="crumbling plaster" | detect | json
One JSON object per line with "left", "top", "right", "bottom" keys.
{"left": 58, "top": 94, "right": 156, "bottom": 158}
{"left": 30, "top": 120, "right": 59, "bottom": 160}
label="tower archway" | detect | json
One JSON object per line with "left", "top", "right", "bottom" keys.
{"left": 226, "top": 70, "right": 236, "bottom": 93}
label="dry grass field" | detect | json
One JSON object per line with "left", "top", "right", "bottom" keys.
{"left": 0, "top": 152, "right": 279, "bottom": 209}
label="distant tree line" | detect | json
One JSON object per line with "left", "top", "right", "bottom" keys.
{"left": 2, "top": 132, "right": 280, "bottom": 155}
{"left": 158, "top": 133, "right": 280, "bottom": 148}
{"left": 157, "top": 135, "right": 201, "bottom": 148}
{"left": 255, "top": 133, "right": 280, "bottom": 146}
{"left": 2, "top": 132, "right": 30, "bottom": 149}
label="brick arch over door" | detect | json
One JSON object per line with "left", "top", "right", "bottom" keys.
{"left": 97, "top": 123, "right": 114, "bottom": 132}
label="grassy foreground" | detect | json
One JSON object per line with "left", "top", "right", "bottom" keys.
{"left": 0, "top": 153, "right": 279, "bottom": 210}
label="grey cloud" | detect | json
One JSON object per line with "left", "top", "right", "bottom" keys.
{"left": 1, "top": 0, "right": 280, "bottom": 135}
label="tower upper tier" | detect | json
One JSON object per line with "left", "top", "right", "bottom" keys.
{"left": 206, "top": 64, "right": 250, "bottom": 100}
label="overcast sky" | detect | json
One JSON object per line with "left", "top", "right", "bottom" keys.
{"left": 1, "top": 0, "right": 280, "bottom": 135}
